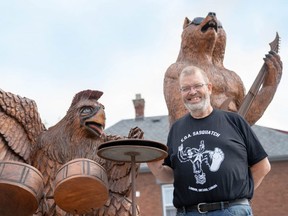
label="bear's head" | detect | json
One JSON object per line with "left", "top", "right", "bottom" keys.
{"left": 177, "top": 12, "right": 226, "bottom": 65}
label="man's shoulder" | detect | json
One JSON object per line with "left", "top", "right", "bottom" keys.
{"left": 171, "top": 113, "right": 191, "bottom": 128}
{"left": 214, "top": 109, "right": 241, "bottom": 119}
{"left": 214, "top": 109, "right": 251, "bottom": 130}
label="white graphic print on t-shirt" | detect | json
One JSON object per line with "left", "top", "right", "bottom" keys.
{"left": 178, "top": 140, "right": 224, "bottom": 186}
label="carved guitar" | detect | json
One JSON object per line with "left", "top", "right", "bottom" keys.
{"left": 237, "top": 32, "right": 280, "bottom": 118}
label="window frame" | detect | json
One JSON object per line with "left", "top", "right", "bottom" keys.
{"left": 161, "top": 184, "right": 176, "bottom": 216}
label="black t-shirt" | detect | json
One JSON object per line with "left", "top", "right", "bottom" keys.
{"left": 163, "top": 109, "right": 267, "bottom": 208}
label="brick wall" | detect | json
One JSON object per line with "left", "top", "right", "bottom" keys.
{"left": 252, "top": 160, "right": 288, "bottom": 216}
{"left": 136, "top": 172, "right": 162, "bottom": 216}
{"left": 135, "top": 160, "right": 288, "bottom": 216}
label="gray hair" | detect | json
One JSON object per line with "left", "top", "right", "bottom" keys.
{"left": 179, "top": 66, "right": 210, "bottom": 83}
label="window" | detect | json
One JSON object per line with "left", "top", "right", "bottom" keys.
{"left": 161, "top": 184, "right": 177, "bottom": 216}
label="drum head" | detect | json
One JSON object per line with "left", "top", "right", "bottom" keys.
{"left": 0, "top": 183, "right": 39, "bottom": 216}
{"left": 54, "top": 176, "right": 108, "bottom": 214}
{"left": 0, "top": 161, "right": 43, "bottom": 216}
{"left": 54, "top": 159, "right": 109, "bottom": 214}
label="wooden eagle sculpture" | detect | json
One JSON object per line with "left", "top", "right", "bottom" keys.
{"left": 0, "top": 89, "right": 143, "bottom": 216}
{"left": 164, "top": 12, "right": 283, "bottom": 126}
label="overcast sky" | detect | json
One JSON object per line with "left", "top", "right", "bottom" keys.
{"left": 1, "top": 0, "right": 287, "bottom": 132}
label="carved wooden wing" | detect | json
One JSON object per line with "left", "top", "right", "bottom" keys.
{"left": 105, "top": 127, "right": 144, "bottom": 196}
{"left": 0, "top": 89, "right": 45, "bottom": 163}
{"left": 103, "top": 134, "right": 137, "bottom": 197}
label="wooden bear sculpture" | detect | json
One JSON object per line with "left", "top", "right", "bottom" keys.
{"left": 164, "top": 12, "right": 282, "bottom": 126}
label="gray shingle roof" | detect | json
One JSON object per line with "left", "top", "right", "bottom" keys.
{"left": 105, "top": 115, "right": 169, "bottom": 144}
{"left": 252, "top": 125, "right": 288, "bottom": 160}
{"left": 105, "top": 115, "right": 288, "bottom": 161}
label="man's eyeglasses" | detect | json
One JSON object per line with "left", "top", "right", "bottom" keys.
{"left": 180, "top": 83, "right": 208, "bottom": 93}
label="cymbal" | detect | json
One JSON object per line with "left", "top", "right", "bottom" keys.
{"left": 97, "top": 139, "right": 168, "bottom": 163}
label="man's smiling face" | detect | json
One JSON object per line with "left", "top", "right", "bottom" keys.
{"left": 179, "top": 69, "right": 212, "bottom": 114}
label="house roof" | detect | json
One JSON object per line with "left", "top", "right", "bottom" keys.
{"left": 105, "top": 115, "right": 288, "bottom": 161}
{"left": 252, "top": 125, "right": 288, "bottom": 161}
{"left": 105, "top": 115, "right": 169, "bottom": 144}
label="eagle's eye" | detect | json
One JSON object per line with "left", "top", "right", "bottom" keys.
{"left": 80, "top": 106, "right": 94, "bottom": 116}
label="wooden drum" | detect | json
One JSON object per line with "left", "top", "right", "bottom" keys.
{"left": 0, "top": 160, "right": 44, "bottom": 216}
{"left": 54, "top": 158, "right": 109, "bottom": 214}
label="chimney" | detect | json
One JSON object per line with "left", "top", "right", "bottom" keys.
{"left": 133, "top": 94, "right": 145, "bottom": 120}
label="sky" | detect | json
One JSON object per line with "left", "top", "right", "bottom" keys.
{"left": 1, "top": 0, "right": 287, "bottom": 132}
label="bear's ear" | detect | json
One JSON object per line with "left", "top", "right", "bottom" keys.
{"left": 183, "top": 17, "right": 190, "bottom": 29}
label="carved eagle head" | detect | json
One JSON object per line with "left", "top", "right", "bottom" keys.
{"left": 34, "top": 90, "right": 107, "bottom": 163}
{"left": 69, "top": 89, "right": 106, "bottom": 138}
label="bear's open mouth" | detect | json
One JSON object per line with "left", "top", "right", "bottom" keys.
{"left": 201, "top": 20, "right": 218, "bottom": 33}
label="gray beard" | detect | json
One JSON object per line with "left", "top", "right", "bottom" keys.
{"left": 184, "top": 96, "right": 210, "bottom": 114}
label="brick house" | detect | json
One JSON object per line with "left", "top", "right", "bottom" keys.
{"left": 105, "top": 95, "right": 288, "bottom": 216}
